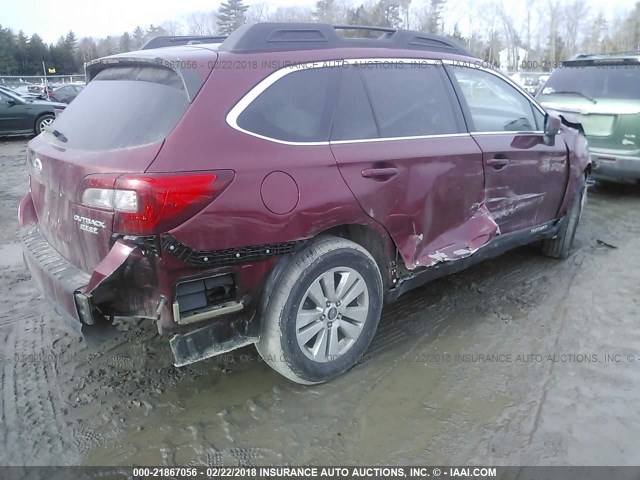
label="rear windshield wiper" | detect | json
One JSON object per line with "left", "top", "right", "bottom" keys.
{"left": 548, "top": 90, "right": 597, "bottom": 104}
{"left": 44, "top": 126, "right": 68, "bottom": 143}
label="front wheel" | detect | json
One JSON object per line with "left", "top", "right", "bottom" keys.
{"left": 542, "top": 174, "right": 587, "bottom": 259}
{"left": 256, "top": 236, "right": 384, "bottom": 384}
{"left": 35, "top": 114, "right": 55, "bottom": 135}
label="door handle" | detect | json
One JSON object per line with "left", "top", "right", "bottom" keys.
{"left": 486, "top": 156, "right": 510, "bottom": 169}
{"left": 361, "top": 167, "right": 398, "bottom": 179}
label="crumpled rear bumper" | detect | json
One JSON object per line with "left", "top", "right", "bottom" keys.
{"left": 21, "top": 225, "right": 138, "bottom": 328}
{"left": 21, "top": 227, "right": 90, "bottom": 328}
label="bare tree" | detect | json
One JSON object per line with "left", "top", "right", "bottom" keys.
{"left": 77, "top": 37, "right": 98, "bottom": 64}
{"left": 186, "top": 12, "right": 218, "bottom": 35}
{"left": 560, "top": 1, "right": 588, "bottom": 58}
{"left": 266, "top": 6, "right": 314, "bottom": 22}
{"left": 162, "top": 21, "right": 186, "bottom": 36}
{"left": 246, "top": 3, "right": 269, "bottom": 23}
{"left": 547, "top": 0, "right": 562, "bottom": 63}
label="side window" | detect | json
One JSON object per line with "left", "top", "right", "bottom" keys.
{"left": 331, "top": 66, "right": 378, "bottom": 141}
{"left": 236, "top": 67, "right": 339, "bottom": 143}
{"left": 451, "top": 66, "right": 538, "bottom": 132}
{"left": 359, "top": 63, "right": 461, "bottom": 138}
{"left": 532, "top": 105, "right": 545, "bottom": 130}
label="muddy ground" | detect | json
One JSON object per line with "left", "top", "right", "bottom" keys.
{"left": 1, "top": 136, "right": 640, "bottom": 466}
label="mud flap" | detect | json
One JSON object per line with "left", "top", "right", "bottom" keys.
{"left": 170, "top": 321, "right": 258, "bottom": 367}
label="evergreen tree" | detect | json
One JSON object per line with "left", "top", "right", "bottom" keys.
{"left": 217, "top": 0, "right": 249, "bottom": 35}
{"left": 64, "top": 31, "right": 77, "bottom": 52}
{"left": 0, "top": 25, "right": 17, "bottom": 73}
{"left": 15, "top": 30, "right": 29, "bottom": 72}
{"left": 145, "top": 24, "right": 168, "bottom": 43}
{"left": 132, "top": 26, "right": 145, "bottom": 48}
{"left": 119, "top": 32, "right": 132, "bottom": 53}
{"left": 27, "top": 34, "right": 49, "bottom": 74}
{"left": 97, "top": 36, "right": 117, "bottom": 57}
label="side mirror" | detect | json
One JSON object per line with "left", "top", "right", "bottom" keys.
{"left": 543, "top": 112, "right": 561, "bottom": 146}
{"left": 7, "top": 99, "right": 17, "bottom": 106}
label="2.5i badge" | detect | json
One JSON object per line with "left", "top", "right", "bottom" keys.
{"left": 73, "top": 214, "right": 105, "bottom": 235}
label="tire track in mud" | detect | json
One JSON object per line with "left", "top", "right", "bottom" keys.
{"left": 0, "top": 274, "right": 77, "bottom": 465}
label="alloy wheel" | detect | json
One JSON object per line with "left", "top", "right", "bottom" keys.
{"left": 295, "top": 267, "right": 370, "bottom": 363}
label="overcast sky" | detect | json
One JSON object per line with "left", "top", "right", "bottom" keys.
{"left": 2, "top": 0, "right": 638, "bottom": 43}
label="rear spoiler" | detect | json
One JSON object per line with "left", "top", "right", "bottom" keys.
{"left": 141, "top": 35, "right": 227, "bottom": 50}
{"left": 84, "top": 49, "right": 217, "bottom": 102}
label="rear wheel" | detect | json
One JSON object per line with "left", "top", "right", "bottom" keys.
{"left": 256, "top": 236, "right": 383, "bottom": 384}
{"left": 35, "top": 114, "right": 55, "bottom": 135}
{"left": 542, "top": 174, "right": 587, "bottom": 259}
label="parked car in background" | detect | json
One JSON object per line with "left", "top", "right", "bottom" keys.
{"left": 47, "top": 84, "right": 84, "bottom": 104}
{"left": 11, "top": 84, "right": 48, "bottom": 100}
{"left": 0, "top": 85, "right": 17, "bottom": 96}
{"left": 0, "top": 87, "right": 66, "bottom": 136}
{"left": 19, "top": 23, "right": 590, "bottom": 385}
{"left": 510, "top": 73, "right": 549, "bottom": 96}
{"left": 537, "top": 52, "right": 640, "bottom": 183}
{"left": 522, "top": 73, "right": 547, "bottom": 95}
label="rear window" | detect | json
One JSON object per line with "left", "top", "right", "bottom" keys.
{"left": 50, "top": 66, "right": 189, "bottom": 151}
{"left": 541, "top": 64, "right": 640, "bottom": 100}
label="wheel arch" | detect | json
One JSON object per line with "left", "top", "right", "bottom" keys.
{"left": 318, "top": 223, "right": 397, "bottom": 290}
{"left": 257, "top": 222, "right": 398, "bottom": 330}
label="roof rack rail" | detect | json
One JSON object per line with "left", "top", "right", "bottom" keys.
{"left": 571, "top": 50, "right": 640, "bottom": 59}
{"left": 141, "top": 35, "right": 227, "bottom": 50}
{"left": 219, "top": 23, "right": 474, "bottom": 57}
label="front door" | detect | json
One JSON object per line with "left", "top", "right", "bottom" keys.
{"left": 447, "top": 64, "right": 569, "bottom": 233}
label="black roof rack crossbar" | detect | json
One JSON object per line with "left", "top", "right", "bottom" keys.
{"left": 333, "top": 25, "right": 397, "bottom": 34}
{"left": 571, "top": 50, "right": 640, "bottom": 59}
{"left": 219, "top": 23, "right": 473, "bottom": 57}
{"left": 141, "top": 35, "right": 228, "bottom": 50}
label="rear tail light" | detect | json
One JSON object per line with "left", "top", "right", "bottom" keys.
{"left": 80, "top": 171, "right": 234, "bottom": 234}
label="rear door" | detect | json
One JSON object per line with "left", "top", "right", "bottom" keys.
{"left": 447, "top": 64, "right": 569, "bottom": 233}
{"left": 331, "top": 60, "right": 495, "bottom": 269}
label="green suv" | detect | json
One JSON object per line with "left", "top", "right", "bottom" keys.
{"left": 537, "top": 52, "right": 640, "bottom": 182}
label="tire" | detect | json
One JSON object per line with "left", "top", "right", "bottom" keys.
{"left": 35, "top": 114, "right": 55, "bottom": 135}
{"left": 256, "top": 236, "right": 384, "bottom": 384}
{"left": 542, "top": 174, "right": 587, "bottom": 259}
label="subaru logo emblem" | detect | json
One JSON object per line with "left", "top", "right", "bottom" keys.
{"left": 33, "top": 157, "right": 43, "bottom": 175}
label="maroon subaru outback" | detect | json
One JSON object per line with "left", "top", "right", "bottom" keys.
{"left": 18, "top": 23, "right": 590, "bottom": 384}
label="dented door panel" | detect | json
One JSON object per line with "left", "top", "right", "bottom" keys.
{"left": 472, "top": 133, "right": 569, "bottom": 233}
{"left": 332, "top": 135, "right": 496, "bottom": 269}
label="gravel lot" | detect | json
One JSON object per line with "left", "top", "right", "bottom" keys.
{"left": 1, "top": 136, "right": 640, "bottom": 466}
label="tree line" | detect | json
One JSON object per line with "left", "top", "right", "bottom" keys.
{"left": 1, "top": 0, "right": 639, "bottom": 75}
